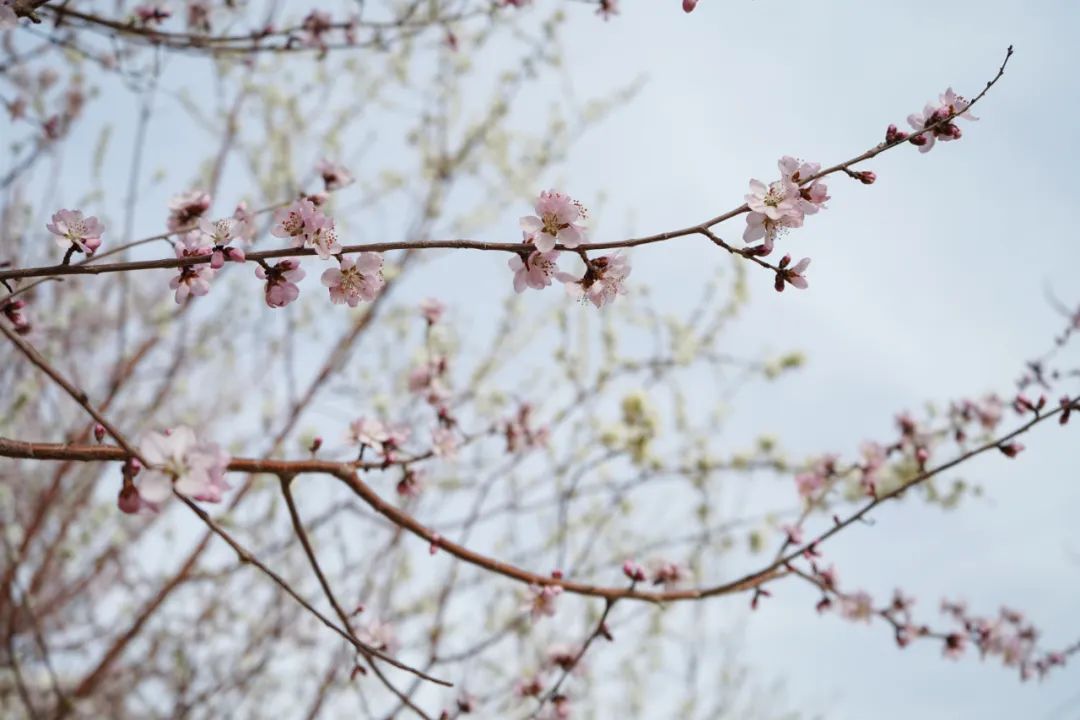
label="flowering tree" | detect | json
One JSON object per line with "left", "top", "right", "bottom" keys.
{"left": 1, "top": 1, "right": 1077, "bottom": 718}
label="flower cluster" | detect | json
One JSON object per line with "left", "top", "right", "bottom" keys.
{"left": 502, "top": 403, "right": 549, "bottom": 453}
{"left": 127, "top": 426, "right": 230, "bottom": 511}
{"left": 347, "top": 417, "right": 410, "bottom": 462}
{"left": 272, "top": 198, "right": 341, "bottom": 259}
{"left": 170, "top": 233, "right": 216, "bottom": 304}
{"left": 895, "top": 88, "right": 978, "bottom": 154}
{"left": 510, "top": 191, "right": 631, "bottom": 308}
{"left": 742, "top": 156, "right": 829, "bottom": 256}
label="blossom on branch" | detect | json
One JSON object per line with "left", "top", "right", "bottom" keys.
{"left": 509, "top": 248, "right": 561, "bottom": 293}
{"left": 520, "top": 190, "right": 588, "bottom": 252}
{"left": 256, "top": 260, "right": 305, "bottom": 308}
{"left": 906, "top": 87, "right": 978, "bottom": 153}
{"left": 199, "top": 218, "right": 247, "bottom": 268}
{"left": 522, "top": 583, "right": 562, "bottom": 620}
{"left": 47, "top": 209, "right": 104, "bottom": 256}
{"left": 136, "top": 426, "right": 231, "bottom": 506}
{"left": 560, "top": 252, "right": 631, "bottom": 308}
{"left": 170, "top": 234, "right": 216, "bottom": 303}
{"left": 320, "top": 253, "right": 383, "bottom": 306}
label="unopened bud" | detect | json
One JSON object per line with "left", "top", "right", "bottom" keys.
{"left": 94, "top": 424, "right": 106, "bottom": 443}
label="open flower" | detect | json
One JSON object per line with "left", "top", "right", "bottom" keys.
{"left": 256, "top": 260, "right": 305, "bottom": 308}
{"left": 560, "top": 252, "right": 631, "bottom": 308}
{"left": 137, "top": 426, "right": 231, "bottom": 505}
{"left": 520, "top": 190, "right": 588, "bottom": 252}
{"left": 321, "top": 253, "right": 383, "bottom": 306}
{"left": 272, "top": 198, "right": 319, "bottom": 244}
{"left": 306, "top": 213, "right": 342, "bottom": 259}
{"left": 357, "top": 618, "right": 398, "bottom": 654}
{"left": 522, "top": 583, "right": 563, "bottom": 620}
{"left": 47, "top": 209, "right": 104, "bottom": 255}
{"left": 508, "top": 248, "right": 561, "bottom": 292}
{"left": 199, "top": 217, "right": 247, "bottom": 267}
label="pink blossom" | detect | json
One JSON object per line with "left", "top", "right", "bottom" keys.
{"left": 199, "top": 217, "right": 247, "bottom": 268}
{"left": 776, "top": 156, "right": 829, "bottom": 215}
{"left": 167, "top": 190, "right": 212, "bottom": 231}
{"left": 301, "top": 9, "right": 334, "bottom": 48}
{"left": 316, "top": 158, "right": 355, "bottom": 191}
{"left": 186, "top": 0, "right": 211, "bottom": 32}
{"left": 306, "top": 213, "right": 342, "bottom": 259}
{"left": 649, "top": 559, "right": 690, "bottom": 588}
{"left": 432, "top": 426, "right": 458, "bottom": 459}
{"left": 320, "top": 253, "right": 383, "bottom": 306}
{"left": 256, "top": 260, "right": 305, "bottom": 308}
{"left": 944, "top": 632, "right": 967, "bottom": 659}
{"left": 420, "top": 298, "right": 445, "bottom": 324}
{"left": 781, "top": 524, "right": 803, "bottom": 545}
{"left": 169, "top": 236, "right": 215, "bottom": 303}
{"left": 840, "top": 591, "right": 874, "bottom": 623}
{"left": 742, "top": 209, "right": 802, "bottom": 253}
{"left": 520, "top": 190, "right": 588, "bottom": 252}
{"left": 906, "top": 88, "right": 975, "bottom": 154}
{"left": 775, "top": 255, "right": 810, "bottom": 292}
{"left": 46, "top": 209, "right": 105, "bottom": 255}
{"left": 358, "top": 618, "right": 398, "bottom": 654}
{"left": 515, "top": 675, "right": 544, "bottom": 698}
{"left": 1, "top": 298, "right": 31, "bottom": 335}
{"left": 795, "top": 470, "right": 824, "bottom": 499}
{"left": 546, "top": 643, "right": 585, "bottom": 673}
{"left": 622, "top": 559, "right": 646, "bottom": 582}
{"left": 509, "top": 248, "right": 561, "bottom": 292}
{"left": 134, "top": 2, "right": 170, "bottom": 25}
{"left": 272, "top": 198, "right": 319, "bottom": 243}
{"left": 522, "top": 583, "right": 563, "bottom": 619}
{"left": 348, "top": 418, "right": 389, "bottom": 447}
{"left": 170, "top": 265, "right": 214, "bottom": 303}
{"left": 137, "top": 426, "right": 231, "bottom": 506}
{"left": 561, "top": 253, "right": 631, "bottom": 308}
{"left": 746, "top": 178, "right": 799, "bottom": 222}
{"left": 396, "top": 469, "right": 425, "bottom": 498}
